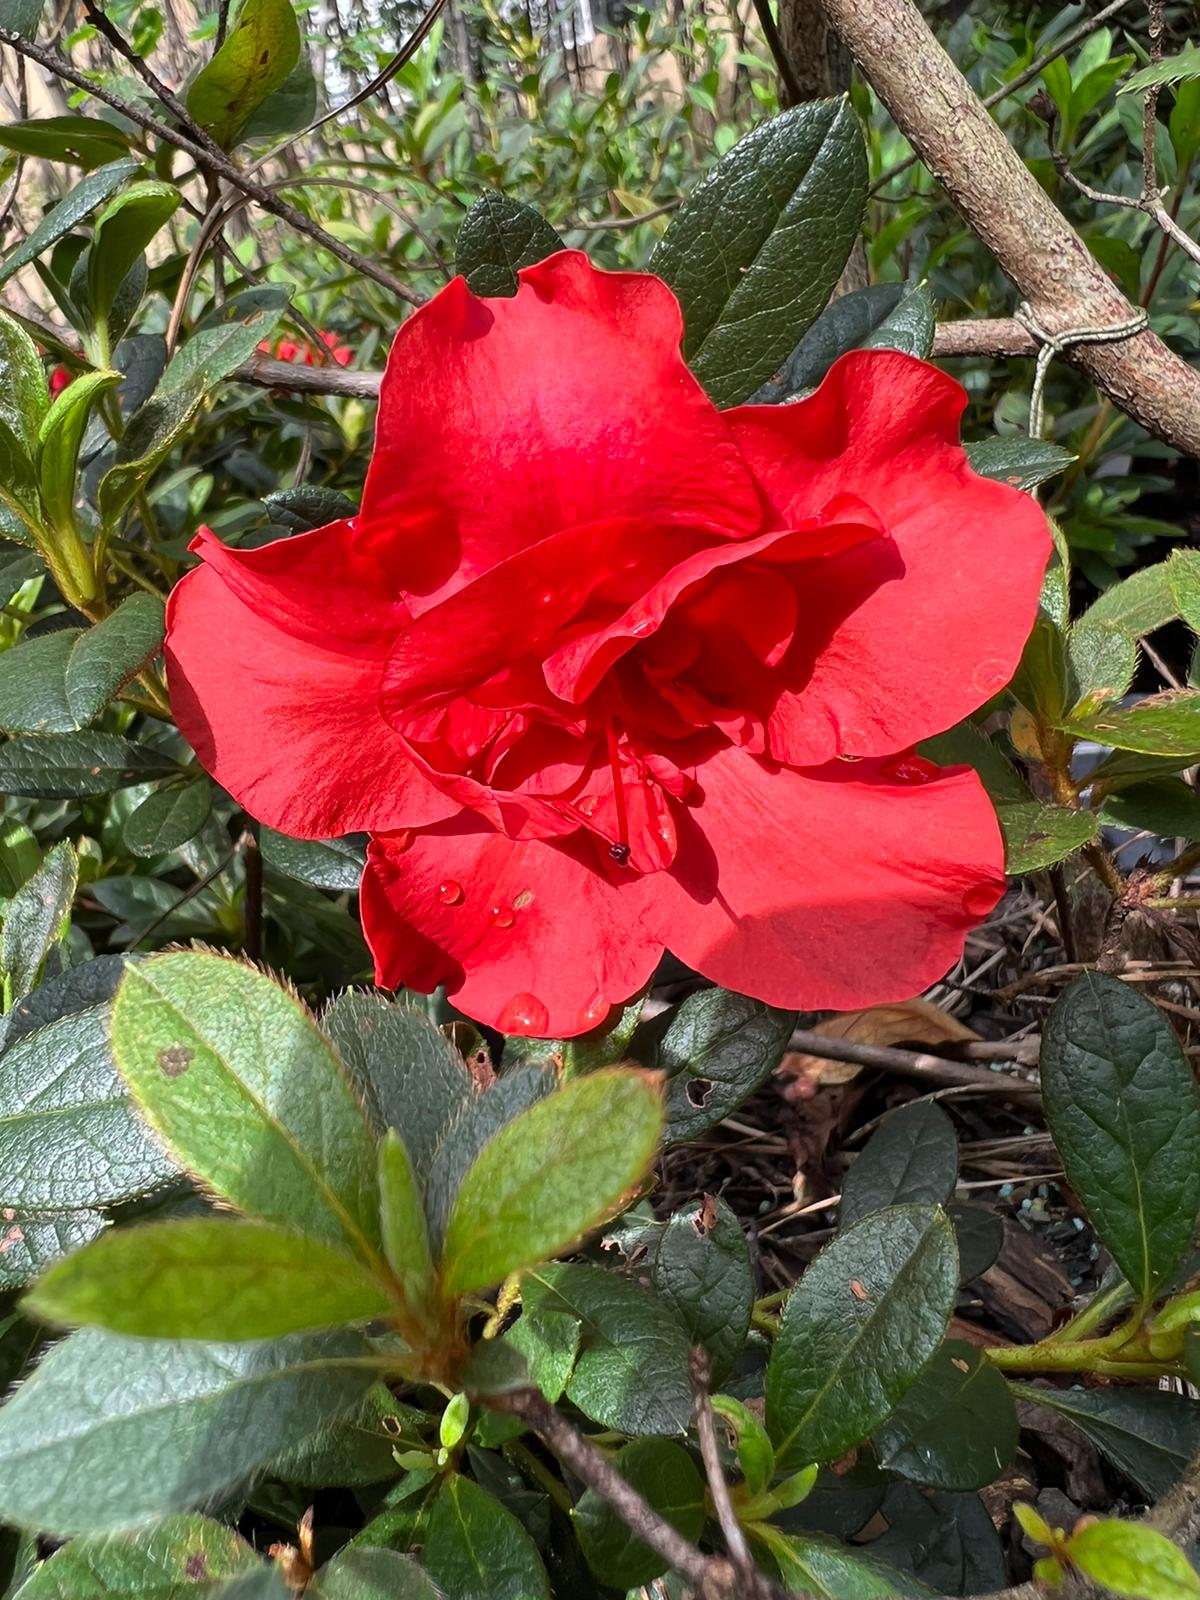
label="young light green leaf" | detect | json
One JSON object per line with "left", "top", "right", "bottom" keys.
{"left": 766, "top": 1205, "right": 958, "bottom": 1468}
{"left": 0, "top": 1326, "right": 379, "bottom": 1535}
{"left": 839, "top": 1102, "right": 958, "bottom": 1230}
{"left": 187, "top": 0, "right": 301, "bottom": 149}
{"left": 422, "top": 1477, "right": 550, "bottom": 1600}
{"left": 522, "top": 1261, "right": 693, "bottom": 1435}
{"left": 63, "top": 594, "right": 165, "bottom": 725}
{"left": 0, "top": 159, "right": 141, "bottom": 289}
{"left": 1041, "top": 972, "right": 1200, "bottom": 1303}
{"left": 36, "top": 368, "right": 122, "bottom": 533}
{"left": 651, "top": 1195, "right": 753, "bottom": 1385}
{"left": 505, "top": 1306, "right": 579, "bottom": 1403}
{"left": 98, "top": 380, "right": 206, "bottom": 526}
{"left": 873, "top": 1340, "right": 1018, "bottom": 1490}
{"left": 0, "top": 547, "right": 43, "bottom": 607}
{"left": 1, "top": 840, "right": 77, "bottom": 999}
{"left": 573, "top": 1439, "right": 705, "bottom": 1588}
{"left": 87, "top": 181, "right": 181, "bottom": 324}
{"left": 651, "top": 100, "right": 868, "bottom": 407}
{"left": 455, "top": 193, "right": 564, "bottom": 297}
{"left": 26, "top": 1218, "right": 394, "bottom": 1341}
{"left": 310, "top": 1548, "right": 441, "bottom": 1600}
{"left": 1070, "top": 1521, "right": 1200, "bottom": 1600}
{"left": 439, "top": 1067, "right": 662, "bottom": 1297}
{"left": 12, "top": 1514, "right": 264, "bottom": 1599}
{"left": 754, "top": 1523, "right": 930, "bottom": 1600}
{"left": 124, "top": 780, "right": 213, "bottom": 857}
{"left": 378, "top": 1130, "right": 435, "bottom": 1312}
{"left": 1121, "top": 43, "right": 1200, "bottom": 94}
{"left": 110, "top": 952, "right": 382, "bottom": 1261}
{"left": 0, "top": 308, "right": 48, "bottom": 456}
{"left": 0, "top": 732, "right": 180, "bottom": 796}
{"left": 711, "top": 1394, "right": 775, "bottom": 1496}
{"left": 997, "top": 801, "right": 1099, "bottom": 875}
{"left": 162, "top": 286, "right": 290, "bottom": 392}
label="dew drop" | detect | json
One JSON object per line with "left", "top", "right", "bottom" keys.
{"left": 962, "top": 884, "right": 998, "bottom": 918}
{"left": 880, "top": 754, "right": 940, "bottom": 786}
{"left": 578, "top": 795, "right": 598, "bottom": 817}
{"left": 488, "top": 903, "right": 515, "bottom": 929}
{"left": 631, "top": 616, "right": 655, "bottom": 638}
{"left": 577, "top": 990, "right": 609, "bottom": 1031}
{"left": 497, "top": 992, "right": 550, "bottom": 1036}
{"left": 436, "top": 879, "right": 464, "bottom": 906}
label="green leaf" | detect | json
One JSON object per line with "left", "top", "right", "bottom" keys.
{"left": 1010, "top": 1383, "right": 1200, "bottom": 1500}
{"left": 0, "top": 1326, "right": 378, "bottom": 1535}
{"left": 0, "top": 160, "right": 141, "bottom": 290}
{"left": 321, "top": 991, "right": 469, "bottom": 1168}
{"left": 947, "top": 1201, "right": 1004, "bottom": 1284}
{"left": 1100, "top": 779, "right": 1200, "bottom": 841}
{"left": 651, "top": 1195, "right": 753, "bottom": 1385}
{"left": 839, "top": 1102, "right": 958, "bottom": 1230}
{"left": 162, "top": 286, "right": 290, "bottom": 392}
{"left": 440, "top": 1067, "right": 662, "bottom": 1297}
{"left": 27, "top": 1218, "right": 393, "bottom": 1340}
{"left": 1070, "top": 1521, "right": 1200, "bottom": 1600}
{"left": 505, "top": 1307, "right": 579, "bottom": 1403}
{"left": 263, "top": 486, "right": 357, "bottom": 531}
{"left": 755, "top": 1524, "right": 932, "bottom": 1600}
{"left": 766, "top": 1205, "right": 958, "bottom": 1468}
{"left": 573, "top": 1439, "right": 705, "bottom": 1588}
{"left": 455, "top": 193, "right": 564, "bottom": 297}
{"left": 36, "top": 368, "right": 122, "bottom": 533}
{"left": 997, "top": 800, "right": 1098, "bottom": 874}
{"left": 242, "top": 50, "right": 317, "bottom": 141}
{"left": 87, "top": 181, "right": 181, "bottom": 324}
{"left": 64, "top": 594, "right": 166, "bottom": 724}
{"left": 12, "top": 1514, "right": 263, "bottom": 1599}
{"left": 1069, "top": 618, "right": 1139, "bottom": 703}
{"left": 311, "top": 1548, "right": 440, "bottom": 1600}
{"left": 0, "top": 308, "right": 48, "bottom": 457}
{"left": 124, "top": 780, "right": 213, "bottom": 857}
{"left": 110, "top": 951, "right": 382, "bottom": 1261}
{"left": 271, "top": 1383, "right": 418, "bottom": 1488}
{"left": 1041, "top": 972, "right": 1200, "bottom": 1302}
{"left": 918, "top": 720, "right": 1031, "bottom": 805}
{"left": 1170, "top": 548, "right": 1200, "bottom": 633}
{"left": 0, "top": 115, "right": 130, "bottom": 171}
{"left": 259, "top": 829, "right": 364, "bottom": 891}
{"left": 1083, "top": 562, "right": 1179, "bottom": 636}
{"left": 651, "top": 100, "right": 868, "bottom": 407}
{"left": 0, "top": 631, "right": 83, "bottom": 734}
{"left": 0, "top": 1208, "right": 104, "bottom": 1292}
{"left": 1121, "top": 43, "right": 1200, "bottom": 93}
{"left": 750, "top": 282, "right": 933, "bottom": 402}
{"left": 964, "top": 435, "right": 1074, "bottom": 493}
{"left": 98, "top": 380, "right": 206, "bottom": 526}
{"left": 1, "top": 839, "right": 76, "bottom": 997}
{"left": 711, "top": 1394, "right": 775, "bottom": 1495}
{"left": 873, "top": 1340, "right": 1017, "bottom": 1490}
{"left": 423, "top": 1477, "right": 550, "bottom": 1600}
{"left": 0, "top": 0, "right": 44, "bottom": 40}
{"left": 1169, "top": 78, "right": 1200, "bottom": 168}
{"left": 637, "top": 987, "right": 796, "bottom": 1145}
{"left": 187, "top": 0, "right": 302, "bottom": 149}
{"left": 0, "top": 958, "right": 177, "bottom": 1210}
{"left": 0, "top": 732, "right": 179, "bottom": 795}
{"left": 523, "top": 1261, "right": 693, "bottom": 1434}
{"left": 1065, "top": 691, "right": 1200, "bottom": 757}
{"left": 0, "top": 548, "right": 42, "bottom": 607}
{"left": 378, "top": 1129, "right": 436, "bottom": 1313}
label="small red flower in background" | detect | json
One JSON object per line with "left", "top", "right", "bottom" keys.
{"left": 48, "top": 364, "right": 72, "bottom": 398}
{"left": 167, "top": 253, "right": 1049, "bottom": 1037}
{"left": 257, "top": 330, "right": 354, "bottom": 367}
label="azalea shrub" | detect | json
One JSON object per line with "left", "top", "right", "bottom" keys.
{"left": 2, "top": 2, "right": 1200, "bottom": 1599}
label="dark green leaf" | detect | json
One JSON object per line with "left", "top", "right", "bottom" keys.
{"left": 311, "top": 1548, "right": 440, "bottom": 1600}
{"left": 1069, "top": 619, "right": 1139, "bottom": 703}
{"left": 1065, "top": 691, "right": 1200, "bottom": 758}
{"left": 187, "top": 0, "right": 302, "bottom": 149}
{"left": 0, "top": 631, "right": 83, "bottom": 734}
{"left": 839, "top": 1103, "right": 958, "bottom": 1230}
{"left": 64, "top": 594, "right": 166, "bottom": 725}
{"left": 1, "top": 839, "right": 76, "bottom": 997}
{"left": 87, "top": 181, "right": 180, "bottom": 323}
{"left": 997, "top": 800, "right": 1098, "bottom": 874}
{"left": 0, "top": 1326, "right": 378, "bottom": 1535}
{"left": 574, "top": 1439, "right": 705, "bottom": 1588}
{"left": 0, "top": 115, "right": 130, "bottom": 171}
{"left": 867, "top": 1484, "right": 1004, "bottom": 1595}
{"left": 1100, "top": 779, "right": 1200, "bottom": 841}
{"left": 651, "top": 101, "right": 868, "bottom": 407}
{"left": 523, "top": 1261, "right": 693, "bottom": 1435}
{"left": 455, "top": 194, "right": 564, "bottom": 297}
{"left": 766, "top": 1205, "right": 958, "bottom": 1468}
{"left": 506, "top": 1307, "right": 579, "bottom": 1403}
{"left": 1010, "top": 1382, "right": 1200, "bottom": 1499}
{"left": 651, "top": 1195, "right": 753, "bottom": 1385}
{"left": 36, "top": 368, "right": 122, "bottom": 533}
{"left": 873, "top": 1340, "right": 1017, "bottom": 1490}
{"left": 27, "top": 1218, "right": 393, "bottom": 1340}
{"left": 242, "top": 51, "right": 318, "bottom": 140}
{"left": 163, "top": 287, "right": 291, "bottom": 392}
{"left": 259, "top": 829, "right": 365, "bottom": 891}
{"left": 98, "top": 381, "right": 206, "bottom": 525}
{"left": 12, "top": 1513, "right": 263, "bottom": 1599}
{"left": 0, "top": 732, "right": 179, "bottom": 796}
{"left": 124, "top": 780, "right": 213, "bottom": 857}
{"left": 440, "top": 1067, "right": 662, "bottom": 1297}
{"left": 946, "top": 1202, "right": 1004, "bottom": 1284}
{"left": 110, "top": 951, "right": 382, "bottom": 1260}
{"left": 263, "top": 485, "right": 357, "bottom": 532}
{"left": 1041, "top": 972, "right": 1200, "bottom": 1302}
{"left": 0, "top": 0, "right": 43, "bottom": 40}
{"left": 0, "top": 1208, "right": 104, "bottom": 1292}
{"left": 0, "top": 160, "right": 141, "bottom": 290}
{"left": 918, "top": 721, "right": 1031, "bottom": 805}
{"left": 965, "top": 436, "right": 1074, "bottom": 493}
{"left": 271, "top": 1383, "right": 419, "bottom": 1487}
{"left": 750, "top": 283, "right": 933, "bottom": 402}
{"left": 0, "top": 548, "right": 42, "bottom": 607}
{"left": 423, "top": 1477, "right": 550, "bottom": 1600}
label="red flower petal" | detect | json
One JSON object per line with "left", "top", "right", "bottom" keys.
{"left": 362, "top": 822, "right": 665, "bottom": 1036}
{"left": 651, "top": 742, "right": 1005, "bottom": 1010}
{"left": 728, "top": 350, "right": 1051, "bottom": 761}
{"left": 359, "top": 251, "right": 762, "bottom": 613}
{"left": 165, "top": 527, "right": 456, "bottom": 837}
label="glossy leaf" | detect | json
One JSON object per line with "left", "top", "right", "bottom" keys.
{"left": 766, "top": 1205, "right": 958, "bottom": 1468}
{"left": 456, "top": 193, "right": 564, "bottom": 296}
{"left": 1011, "top": 1382, "right": 1200, "bottom": 1499}
{"left": 0, "top": 1208, "right": 104, "bottom": 1292}
{"left": 997, "top": 800, "right": 1098, "bottom": 874}
{"left": 163, "top": 286, "right": 290, "bottom": 391}
{"left": 964, "top": 436, "right": 1074, "bottom": 493}
{"left": 12, "top": 1514, "right": 263, "bottom": 1598}
{"left": 110, "top": 952, "right": 382, "bottom": 1260}
{"left": 187, "top": 0, "right": 302, "bottom": 149}
{"left": 87, "top": 181, "right": 181, "bottom": 323}
{"left": 947, "top": 1201, "right": 1004, "bottom": 1284}
{"left": 0, "top": 160, "right": 140, "bottom": 290}
{"left": 423, "top": 1476, "right": 550, "bottom": 1600}
{"left": 873, "top": 1340, "right": 1017, "bottom": 1490}
{"left": 0, "top": 732, "right": 179, "bottom": 796}
{"left": 36, "top": 368, "right": 122, "bottom": 533}
{"left": 651, "top": 1194, "right": 753, "bottom": 1384}
{"left": 0, "top": 114, "right": 130, "bottom": 170}
{"left": 750, "top": 282, "right": 933, "bottom": 402}
{"left": 64, "top": 594, "right": 166, "bottom": 724}
{"left": 1, "top": 840, "right": 76, "bottom": 998}
{"left": 0, "top": 1326, "right": 378, "bottom": 1535}
{"left": 755, "top": 1523, "right": 932, "bottom": 1599}
{"left": 1041, "top": 972, "right": 1200, "bottom": 1302}
{"left": 651, "top": 100, "right": 868, "bottom": 406}
{"left": 0, "top": 631, "right": 83, "bottom": 735}
{"left": 1070, "top": 1521, "right": 1200, "bottom": 1600}
{"left": 124, "top": 780, "right": 213, "bottom": 857}
{"left": 712, "top": 1394, "right": 775, "bottom": 1495}
{"left": 839, "top": 1102, "right": 958, "bottom": 1230}
{"left": 440, "top": 1067, "right": 662, "bottom": 1297}
{"left": 573, "top": 1439, "right": 705, "bottom": 1588}
{"left": 259, "top": 829, "right": 365, "bottom": 891}
{"left": 0, "top": 309, "right": 48, "bottom": 457}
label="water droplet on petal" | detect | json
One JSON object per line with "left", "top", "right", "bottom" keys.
{"left": 436, "top": 879, "right": 464, "bottom": 906}
{"left": 962, "top": 884, "right": 999, "bottom": 918}
{"left": 880, "top": 754, "right": 940, "bottom": 786}
{"left": 631, "top": 616, "right": 654, "bottom": 638}
{"left": 497, "top": 992, "right": 550, "bottom": 1036}
{"left": 391, "top": 829, "right": 414, "bottom": 853}
{"left": 578, "top": 795, "right": 598, "bottom": 818}
{"left": 577, "top": 990, "right": 609, "bottom": 1031}
{"left": 488, "top": 903, "right": 515, "bottom": 929}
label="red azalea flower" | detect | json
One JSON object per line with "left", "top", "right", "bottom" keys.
{"left": 48, "top": 364, "right": 72, "bottom": 398}
{"left": 166, "top": 252, "right": 1049, "bottom": 1037}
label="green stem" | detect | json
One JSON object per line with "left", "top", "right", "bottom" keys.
{"left": 502, "top": 1440, "right": 573, "bottom": 1515}
{"left": 1050, "top": 1280, "right": 1132, "bottom": 1344}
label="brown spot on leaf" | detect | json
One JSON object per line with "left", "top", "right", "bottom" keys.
{"left": 850, "top": 1279, "right": 869, "bottom": 1301}
{"left": 0, "top": 1226, "right": 23, "bottom": 1255}
{"left": 951, "top": 1356, "right": 971, "bottom": 1373}
{"left": 185, "top": 1554, "right": 208, "bottom": 1581}
{"left": 690, "top": 1194, "right": 718, "bottom": 1235}
{"left": 158, "top": 1045, "right": 194, "bottom": 1077}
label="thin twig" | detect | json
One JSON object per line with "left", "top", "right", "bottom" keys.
{"left": 787, "top": 1027, "right": 1041, "bottom": 1096}
{"left": 749, "top": 0, "right": 804, "bottom": 104}
{"left": 690, "top": 1348, "right": 756, "bottom": 1583}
